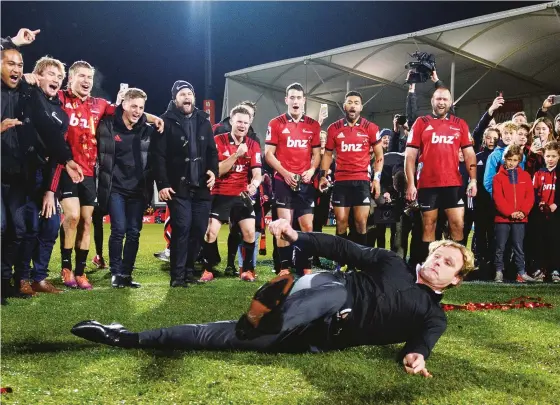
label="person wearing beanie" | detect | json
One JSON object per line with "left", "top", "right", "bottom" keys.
{"left": 152, "top": 80, "right": 218, "bottom": 288}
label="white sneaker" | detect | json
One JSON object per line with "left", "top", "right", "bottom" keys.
{"left": 494, "top": 271, "right": 503, "bottom": 283}
{"left": 532, "top": 269, "right": 545, "bottom": 282}
{"left": 551, "top": 271, "right": 560, "bottom": 283}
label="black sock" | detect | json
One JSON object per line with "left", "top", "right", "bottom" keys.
{"left": 74, "top": 248, "right": 89, "bottom": 276}
{"left": 354, "top": 232, "right": 367, "bottom": 247}
{"left": 242, "top": 240, "right": 255, "bottom": 271}
{"left": 227, "top": 231, "right": 242, "bottom": 267}
{"left": 60, "top": 225, "right": 66, "bottom": 255}
{"left": 202, "top": 241, "right": 218, "bottom": 271}
{"left": 278, "top": 246, "right": 293, "bottom": 270}
{"left": 61, "top": 248, "right": 73, "bottom": 271}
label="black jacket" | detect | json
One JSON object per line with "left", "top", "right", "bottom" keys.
{"left": 97, "top": 107, "right": 155, "bottom": 212}
{"left": 152, "top": 103, "right": 218, "bottom": 200}
{"left": 295, "top": 232, "right": 447, "bottom": 360}
{"left": 16, "top": 80, "right": 72, "bottom": 166}
{"left": 1, "top": 80, "right": 24, "bottom": 175}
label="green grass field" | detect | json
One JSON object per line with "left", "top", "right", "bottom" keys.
{"left": 2, "top": 224, "right": 560, "bottom": 405}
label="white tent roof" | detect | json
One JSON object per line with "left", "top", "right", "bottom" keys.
{"left": 223, "top": 1, "right": 560, "bottom": 139}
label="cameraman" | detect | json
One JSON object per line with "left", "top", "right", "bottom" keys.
{"left": 389, "top": 70, "right": 445, "bottom": 153}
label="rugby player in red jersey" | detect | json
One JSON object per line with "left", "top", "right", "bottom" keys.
{"left": 319, "top": 91, "right": 384, "bottom": 248}
{"left": 57, "top": 61, "right": 164, "bottom": 290}
{"left": 200, "top": 106, "right": 262, "bottom": 282}
{"left": 264, "top": 83, "right": 321, "bottom": 275}
{"left": 405, "top": 87, "right": 477, "bottom": 262}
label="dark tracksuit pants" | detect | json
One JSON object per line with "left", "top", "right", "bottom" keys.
{"left": 534, "top": 211, "right": 560, "bottom": 272}
{"left": 138, "top": 272, "right": 347, "bottom": 352}
{"left": 16, "top": 198, "right": 60, "bottom": 282}
{"left": 168, "top": 193, "right": 211, "bottom": 282}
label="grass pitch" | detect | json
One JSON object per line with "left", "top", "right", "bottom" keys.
{"left": 1, "top": 224, "right": 559, "bottom": 405}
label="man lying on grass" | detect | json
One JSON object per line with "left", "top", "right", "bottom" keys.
{"left": 72, "top": 218, "right": 475, "bottom": 377}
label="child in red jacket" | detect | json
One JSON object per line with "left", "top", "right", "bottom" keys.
{"left": 532, "top": 141, "right": 559, "bottom": 282}
{"left": 492, "top": 145, "right": 535, "bottom": 283}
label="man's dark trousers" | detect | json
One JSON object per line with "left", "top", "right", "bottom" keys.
{"left": 16, "top": 198, "right": 60, "bottom": 282}
{"left": 108, "top": 192, "right": 145, "bottom": 276}
{"left": 168, "top": 193, "right": 211, "bottom": 282}
{"left": 139, "top": 272, "right": 347, "bottom": 351}
{"left": 1, "top": 178, "right": 27, "bottom": 281}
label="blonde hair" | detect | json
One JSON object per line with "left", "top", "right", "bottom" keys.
{"left": 428, "top": 240, "right": 476, "bottom": 280}
{"left": 68, "top": 60, "right": 94, "bottom": 77}
{"left": 32, "top": 56, "right": 66, "bottom": 79}
{"left": 502, "top": 121, "right": 518, "bottom": 134}
{"left": 123, "top": 87, "right": 147, "bottom": 101}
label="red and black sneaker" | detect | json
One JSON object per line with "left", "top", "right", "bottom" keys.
{"left": 235, "top": 273, "right": 295, "bottom": 340}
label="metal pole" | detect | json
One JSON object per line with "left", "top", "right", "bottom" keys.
{"left": 346, "top": 77, "right": 350, "bottom": 94}
{"left": 450, "top": 57, "right": 456, "bottom": 100}
{"left": 205, "top": 2, "right": 212, "bottom": 100}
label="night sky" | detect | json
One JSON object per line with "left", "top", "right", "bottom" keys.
{"left": 1, "top": 1, "right": 542, "bottom": 119}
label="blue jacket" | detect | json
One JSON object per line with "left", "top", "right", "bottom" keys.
{"left": 483, "top": 141, "right": 526, "bottom": 196}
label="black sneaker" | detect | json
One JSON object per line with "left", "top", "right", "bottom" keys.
{"left": 112, "top": 275, "right": 141, "bottom": 288}
{"left": 224, "top": 265, "right": 239, "bottom": 277}
{"left": 235, "top": 273, "right": 295, "bottom": 340}
{"left": 170, "top": 279, "right": 189, "bottom": 288}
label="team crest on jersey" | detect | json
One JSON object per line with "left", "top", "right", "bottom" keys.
{"left": 337, "top": 133, "right": 345, "bottom": 139}
{"left": 282, "top": 128, "right": 291, "bottom": 134}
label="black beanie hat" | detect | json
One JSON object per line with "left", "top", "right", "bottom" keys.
{"left": 171, "top": 80, "right": 195, "bottom": 100}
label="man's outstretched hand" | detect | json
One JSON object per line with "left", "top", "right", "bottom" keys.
{"left": 403, "top": 353, "right": 433, "bottom": 378}
{"left": 268, "top": 219, "right": 298, "bottom": 244}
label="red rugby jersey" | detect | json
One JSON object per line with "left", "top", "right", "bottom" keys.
{"left": 326, "top": 117, "right": 380, "bottom": 182}
{"left": 58, "top": 90, "right": 116, "bottom": 177}
{"left": 533, "top": 167, "right": 557, "bottom": 207}
{"left": 265, "top": 113, "right": 321, "bottom": 181}
{"left": 213, "top": 133, "right": 262, "bottom": 196}
{"left": 406, "top": 114, "right": 471, "bottom": 189}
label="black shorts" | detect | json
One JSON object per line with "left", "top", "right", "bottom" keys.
{"left": 274, "top": 181, "right": 315, "bottom": 216}
{"left": 417, "top": 186, "right": 465, "bottom": 212}
{"left": 209, "top": 195, "right": 255, "bottom": 224}
{"left": 331, "top": 180, "right": 371, "bottom": 207}
{"left": 59, "top": 173, "right": 97, "bottom": 206}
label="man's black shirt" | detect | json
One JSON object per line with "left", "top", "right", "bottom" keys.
{"left": 294, "top": 232, "right": 447, "bottom": 359}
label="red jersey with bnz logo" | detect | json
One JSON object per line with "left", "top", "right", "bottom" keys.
{"left": 326, "top": 117, "right": 380, "bottom": 182}
{"left": 406, "top": 114, "right": 471, "bottom": 189}
{"left": 213, "top": 133, "right": 262, "bottom": 196}
{"left": 265, "top": 113, "right": 321, "bottom": 181}
{"left": 533, "top": 167, "right": 557, "bottom": 206}
{"left": 58, "top": 90, "right": 116, "bottom": 177}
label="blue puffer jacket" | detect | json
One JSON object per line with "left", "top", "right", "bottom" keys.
{"left": 483, "top": 141, "right": 526, "bottom": 196}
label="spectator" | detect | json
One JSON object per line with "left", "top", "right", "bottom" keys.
{"left": 471, "top": 95, "right": 504, "bottom": 152}
{"left": 483, "top": 121, "right": 519, "bottom": 196}
{"left": 512, "top": 111, "right": 527, "bottom": 125}
{"left": 473, "top": 127, "right": 500, "bottom": 277}
{"left": 536, "top": 95, "right": 560, "bottom": 137}
{"left": 531, "top": 141, "right": 559, "bottom": 283}
{"left": 526, "top": 117, "right": 555, "bottom": 177}
{"left": 492, "top": 145, "right": 535, "bottom": 283}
